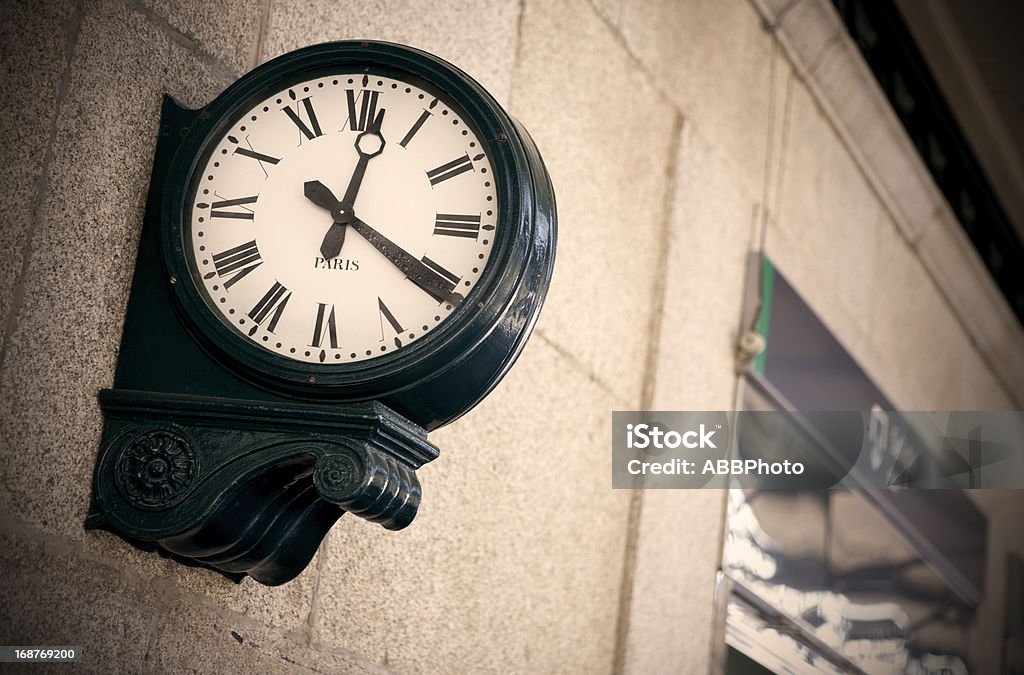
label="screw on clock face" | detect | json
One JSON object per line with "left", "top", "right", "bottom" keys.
{"left": 319, "top": 107, "right": 387, "bottom": 259}
{"left": 303, "top": 179, "right": 465, "bottom": 305}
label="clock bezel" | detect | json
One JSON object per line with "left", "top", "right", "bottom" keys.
{"left": 161, "top": 41, "right": 538, "bottom": 401}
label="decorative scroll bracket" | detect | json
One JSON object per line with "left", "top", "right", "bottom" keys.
{"left": 86, "top": 389, "right": 438, "bottom": 585}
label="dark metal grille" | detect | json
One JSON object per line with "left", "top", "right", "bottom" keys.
{"left": 832, "top": 0, "right": 1024, "bottom": 326}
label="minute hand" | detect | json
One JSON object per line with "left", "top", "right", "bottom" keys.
{"left": 349, "top": 217, "right": 465, "bottom": 304}
{"left": 320, "top": 108, "right": 387, "bottom": 259}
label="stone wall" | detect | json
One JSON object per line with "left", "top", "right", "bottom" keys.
{"left": 1, "top": 1, "right": 1020, "bottom": 673}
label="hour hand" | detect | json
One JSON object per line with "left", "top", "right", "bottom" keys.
{"left": 305, "top": 180, "right": 350, "bottom": 258}
{"left": 320, "top": 222, "right": 348, "bottom": 259}
{"left": 304, "top": 180, "right": 341, "bottom": 212}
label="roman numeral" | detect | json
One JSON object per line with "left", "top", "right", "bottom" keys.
{"left": 247, "top": 281, "right": 290, "bottom": 335}
{"left": 426, "top": 154, "right": 475, "bottom": 186}
{"left": 399, "top": 109, "right": 432, "bottom": 148}
{"left": 310, "top": 302, "right": 338, "bottom": 350}
{"left": 420, "top": 256, "right": 461, "bottom": 286}
{"left": 209, "top": 239, "right": 261, "bottom": 289}
{"left": 377, "top": 298, "right": 405, "bottom": 348}
{"left": 281, "top": 91, "right": 324, "bottom": 141}
{"left": 233, "top": 146, "right": 281, "bottom": 165}
{"left": 228, "top": 135, "right": 280, "bottom": 177}
{"left": 433, "top": 213, "right": 481, "bottom": 239}
{"left": 207, "top": 194, "right": 258, "bottom": 220}
{"left": 344, "top": 88, "right": 382, "bottom": 131}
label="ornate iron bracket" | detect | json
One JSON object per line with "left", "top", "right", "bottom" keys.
{"left": 86, "top": 42, "right": 555, "bottom": 585}
{"left": 87, "top": 390, "right": 437, "bottom": 585}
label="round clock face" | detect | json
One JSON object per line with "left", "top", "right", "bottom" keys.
{"left": 186, "top": 72, "right": 498, "bottom": 364}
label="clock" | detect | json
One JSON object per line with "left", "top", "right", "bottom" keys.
{"left": 87, "top": 41, "right": 556, "bottom": 585}
{"left": 183, "top": 71, "right": 498, "bottom": 368}
{"left": 159, "top": 41, "right": 555, "bottom": 428}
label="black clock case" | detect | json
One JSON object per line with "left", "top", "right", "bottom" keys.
{"left": 86, "top": 42, "right": 556, "bottom": 585}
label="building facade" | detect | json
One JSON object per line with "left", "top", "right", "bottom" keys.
{"left": 1, "top": 0, "right": 1022, "bottom": 672}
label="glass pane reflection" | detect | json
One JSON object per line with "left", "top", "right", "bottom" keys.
{"left": 723, "top": 487, "right": 974, "bottom": 674}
